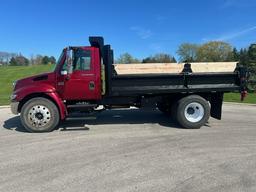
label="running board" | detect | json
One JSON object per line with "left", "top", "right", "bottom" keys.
{"left": 66, "top": 116, "right": 97, "bottom": 121}
{"left": 67, "top": 104, "right": 98, "bottom": 109}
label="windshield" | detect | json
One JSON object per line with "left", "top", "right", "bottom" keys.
{"left": 52, "top": 50, "right": 65, "bottom": 72}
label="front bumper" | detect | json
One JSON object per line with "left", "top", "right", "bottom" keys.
{"left": 10, "top": 102, "right": 19, "bottom": 115}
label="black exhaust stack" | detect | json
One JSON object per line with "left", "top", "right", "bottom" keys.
{"left": 89, "top": 36, "right": 113, "bottom": 96}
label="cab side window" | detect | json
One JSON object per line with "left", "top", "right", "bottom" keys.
{"left": 73, "top": 50, "right": 91, "bottom": 71}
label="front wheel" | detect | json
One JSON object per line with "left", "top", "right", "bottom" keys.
{"left": 176, "top": 95, "right": 210, "bottom": 129}
{"left": 20, "top": 97, "right": 60, "bottom": 132}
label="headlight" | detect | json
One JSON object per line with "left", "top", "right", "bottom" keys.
{"left": 10, "top": 94, "right": 17, "bottom": 100}
{"left": 13, "top": 81, "right": 17, "bottom": 88}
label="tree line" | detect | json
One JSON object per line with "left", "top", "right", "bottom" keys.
{"left": 1, "top": 41, "right": 255, "bottom": 76}
{"left": 0, "top": 52, "right": 56, "bottom": 66}
{"left": 115, "top": 41, "right": 256, "bottom": 77}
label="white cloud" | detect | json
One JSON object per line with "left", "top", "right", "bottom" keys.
{"left": 203, "top": 26, "right": 256, "bottom": 42}
{"left": 216, "top": 26, "right": 256, "bottom": 41}
{"left": 221, "top": 0, "right": 256, "bottom": 8}
{"left": 221, "top": 0, "right": 237, "bottom": 8}
{"left": 149, "top": 43, "right": 163, "bottom": 52}
{"left": 155, "top": 15, "right": 167, "bottom": 24}
{"left": 130, "top": 26, "right": 153, "bottom": 39}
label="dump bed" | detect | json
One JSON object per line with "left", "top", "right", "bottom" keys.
{"left": 110, "top": 62, "right": 241, "bottom": 96}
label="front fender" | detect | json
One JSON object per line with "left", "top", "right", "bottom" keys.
{"left": 15, "top": 85, "right": 67, "bottom": 120}
{"left": 46, "top": 92, "right": 67, "bottom": 120}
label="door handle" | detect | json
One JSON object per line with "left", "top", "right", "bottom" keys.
{"left": 89, "top": 81, "right": 95, "bottom": 90}
{"left": 81, "top": 74, "right": 94, "bottom": 77}
{"left": 65, "top": 74, "right": 71, "bottom": 81}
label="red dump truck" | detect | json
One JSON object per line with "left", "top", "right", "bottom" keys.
{"left": 10, "top": 37, "right": 248, "bottom": 132}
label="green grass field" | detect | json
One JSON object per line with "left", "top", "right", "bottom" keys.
{"left": 0, "top": 65, "right": 255, "bottom": 105}
{"left": 224, "top": 92, "right": 256, "bottom": 104}
{"left": 0, "top": 65, "right": 53, "bottom": 105}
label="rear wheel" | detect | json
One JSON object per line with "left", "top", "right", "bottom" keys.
{"left": 20, "top": 97, "right": 60, "bottom": 132}
{"left": 176, "top": 95, "right": 210, "bottom": 129}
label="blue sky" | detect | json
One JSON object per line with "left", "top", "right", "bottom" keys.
{"left": 0, "top": 0, "right": 255, "bottom": 60}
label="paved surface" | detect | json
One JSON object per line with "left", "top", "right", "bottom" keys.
{"left": 0, "top": 104, "right": 256, "bottom": 192}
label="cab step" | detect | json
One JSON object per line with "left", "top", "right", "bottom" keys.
{"left": 67, "top": 104, "right": 97, "bottom": 109}
{"left": 65, "top": 111, "right": 98, "bottom": 121}
{"left": 66, "top": 116, "right": 97, "bottom": 121}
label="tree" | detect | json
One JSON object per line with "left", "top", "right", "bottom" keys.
{"left": 30, "top": 54, "right": 35, "bottom": 66}
{"left": 42, "top": 56, "right": 50, "bottom": 65}
{"left": 247, "top": 44, "right": 256, "bottom": 78}
{"left": 115, "top": 53, "right": 140, "bottom": 64}
{"left": 239, "top": 48, "right": 249, "bottom": 66}
{"left": 172, "top": 56, "right": 177, "bottom": 63}
{"left": 9, "top": 57, "right": 18, "bottom": 66}
{"left": 41, "top": 56, "right": 56, "bottom": 65}
{"left": 49, "top": 56, "right": 56, "bottom": 64}
{"left": 0, "top": 52, "right": 17, "bottom": 65}
{"left": 232, "top": 48, "right": 240, "bottom": 61}
{"left": 248, "top": 44, "right": 256, "bottom": 63}
{"left": 197, "top": 41, "right": 233, "bottom": 62}
{"left": 177, "top": 43, "right": 199, "bottom": 62}
{"left": 142, "top": 53, "right": 176, "bottom": 63}
{"left": 16, "top": 55, "right": 29, "bottom": 66}
{"left": 34, "top": 55, "right": 43, "bottom": 65}
{"left": 9, "top": 55, "right": 29, "bottom": 66}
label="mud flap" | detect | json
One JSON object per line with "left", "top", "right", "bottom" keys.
{"left": 210, "top": 92, "right": 224, "bottom": 120}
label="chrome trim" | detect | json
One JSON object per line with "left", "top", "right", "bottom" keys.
{"left": 28, "top": 105, "right": 51, "bottom": 128}
{"left": 57, "top": 82, "right": 65, "bottom": 86}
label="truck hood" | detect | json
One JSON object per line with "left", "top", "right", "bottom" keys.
{"left": 15, "top": 72, "right": 55, "bottom": 88}
{"left": 13, "top": 72, "right": 57, "bottom": 101}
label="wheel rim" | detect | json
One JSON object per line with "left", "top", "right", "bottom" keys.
{"left": 28, "top": 105, "right": 51, "bottom": 128}
{"left": 184, "top": 102, "right": 204, "bottom": 123}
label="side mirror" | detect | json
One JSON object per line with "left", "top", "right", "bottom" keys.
{"left": 61, "top": 70, "right": 68, "bottom": 75}
{"left": 66, "top": 48, "right": 74, "bottom": 74}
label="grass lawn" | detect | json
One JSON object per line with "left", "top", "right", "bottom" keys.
{"left": 0, "top": 65, "right": 53, "bottom": 105}
{"left": 224, "top": 92, "right": 256, "bottom": 104}
{"left": 0, "top": 65, "right": 255, "bottom": 105}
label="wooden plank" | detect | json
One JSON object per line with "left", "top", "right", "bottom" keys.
{"left": 114, "top": 63, "right": 183, "bottom": 74}
{"left": 114, "top": 62, "right": 237, "bottom": 74}
{"left": 189, "top": 62, "right": 237, "bottom": 73}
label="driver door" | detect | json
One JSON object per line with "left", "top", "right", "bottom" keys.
{"left": 57, "top": 48, "right": 101, "bottom": 100}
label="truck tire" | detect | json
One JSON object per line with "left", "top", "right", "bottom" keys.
{"left": 176, "top": 95, "right": 210, "bottom": 129}
{"left": 20, "top": 97, "right": 60, "bottom": 132}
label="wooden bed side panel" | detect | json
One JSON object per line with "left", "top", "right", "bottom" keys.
{"left": 114, "top": 62, "right": 237, "bottom": 74}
